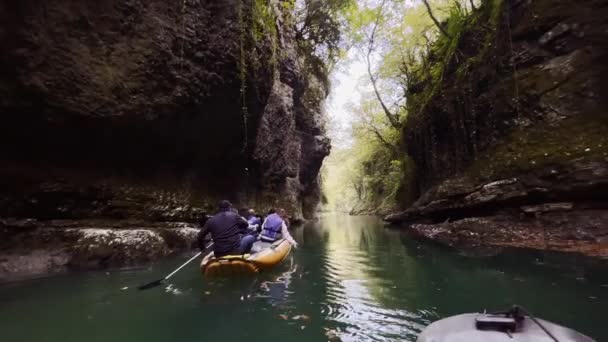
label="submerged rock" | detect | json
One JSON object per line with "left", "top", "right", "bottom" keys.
{"left": 0, "top": 250, "right": 70, "bottom": 279}
{"left": 70, "top": 229, "right": 170, "bottom": 269}
{"left": 158, "top": 227, "right": 199, "bottom": 250}
{"left": 0, "top": 222, "right": 201, "bottom": 280}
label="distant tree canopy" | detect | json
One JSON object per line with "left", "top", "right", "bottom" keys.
{"left": 295, "top": 0, "right": 355, "bottom": 86}
{"left": 322, "top": 0, "right": 480, "bottom": 212}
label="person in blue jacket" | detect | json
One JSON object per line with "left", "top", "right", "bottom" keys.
{"left": 246, "top": 208, "right": 262, "bottom": 232}
{"left": 260, "top": 208, "right": 298, "bottom": 248}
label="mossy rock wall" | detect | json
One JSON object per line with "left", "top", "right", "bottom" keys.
{"left": 388, "top": 0, "right": 608, "bottom": 256}
{"left": 403, "top": 0, "right": 608, "bottom": 195}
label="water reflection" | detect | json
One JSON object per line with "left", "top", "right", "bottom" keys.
{"left": 257, "top": 258, "right": 297, "bottom": 307}
{"left": 312, "top": 214, "right": 431, "bottom": 341}
{"left": 0, "top": 213, "right": 606, "bottom": 342}
{"left": 260, "top": 213, "right": 607, "bottom": 341}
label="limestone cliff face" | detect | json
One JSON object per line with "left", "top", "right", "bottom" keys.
{"left": 0, "top": 0, "right": 329, "bottom": 221}
{"left": 388, "top": 0, "right": 608, "bottom": 256}
{"left": 0, "top": 0, "right": 329, "bottom": 277}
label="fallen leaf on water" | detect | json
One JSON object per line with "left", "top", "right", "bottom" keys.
{"left": 325, "top": 329, "right": 340, "bottom": 341}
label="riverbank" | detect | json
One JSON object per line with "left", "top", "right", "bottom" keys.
{"left": 384, "top": 160, "right": 608, "bottom": 258}
{"left": 405, "top": 214, "right": 608, "bottom": 258}
{"left": 0, "top": 218, "right": 199, "bottom": 281}
{"left": 371, "top": 0, "right": 608, "bottom": 260}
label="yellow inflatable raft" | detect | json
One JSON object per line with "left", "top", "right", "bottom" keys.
{"left": 200, "top": 239, "right": 292, "bottom": 277}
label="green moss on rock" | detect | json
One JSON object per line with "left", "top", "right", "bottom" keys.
{"left": 467, "top": 114, "right": 608, "bottom": 181}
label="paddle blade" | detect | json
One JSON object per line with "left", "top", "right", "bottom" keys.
{"left": 137, "top": 279, "right": 164, "bottom": 290}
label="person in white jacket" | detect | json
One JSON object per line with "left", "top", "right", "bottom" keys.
{"left": 260, "top": 208, "right": 298, "bottom": 248}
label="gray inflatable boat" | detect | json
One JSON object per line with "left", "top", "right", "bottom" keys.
{"left": 418, "top": 306, "right": 595, "bottom": 342}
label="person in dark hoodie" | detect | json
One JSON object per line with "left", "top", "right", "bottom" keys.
{"left": 197, "top": 200, "right": 256, "bottom": 257}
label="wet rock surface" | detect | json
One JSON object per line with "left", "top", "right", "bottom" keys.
{"left": 390, "top": 0, "right": 608, "bottom": 257}
{"left": 409, "top": 212, "right": 608, "bottom": 258}
{"left": 0, "top": 219, "right": 200, "bottom": 280}
{"left": 69, "top": 229, "right": 170, "bottom": 269}
{"left": 386, "top": 160, "right": 608, "bottom": 257}
{"left": 403, "top": 0, "right": 608, "bottom": 193}
{"left": 0, "top": 250, "right": 71, "bottom": 280}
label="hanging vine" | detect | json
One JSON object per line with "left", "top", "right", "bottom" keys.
{"left": 179, "top": 0, "right": 187, "bottom": 72}
{"left": 238, "top": 0, "right": 249, "bottom": 154}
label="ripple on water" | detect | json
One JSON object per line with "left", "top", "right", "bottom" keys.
{"left": 321, "top": 248, "right": 430, "bottom": 341}
{"left": 1, "top": 214, "right": 606, "bottom": 342}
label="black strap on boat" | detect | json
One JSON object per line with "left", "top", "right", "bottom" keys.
{"left": 514, "top": 305, "right": 559, "bottom": 342}
{"left": 270, "top": 238, "right": 285, "bottom": 250}
{"left": 479, "top": 305, "right": 559, "bottom": 342}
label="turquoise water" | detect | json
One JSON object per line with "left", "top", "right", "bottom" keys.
{"left": 0, "top": 214, "right": 606, "bottom": 341}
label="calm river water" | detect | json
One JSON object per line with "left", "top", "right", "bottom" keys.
{"left": 0, "top": 214, "right": 606, "bottom": 341}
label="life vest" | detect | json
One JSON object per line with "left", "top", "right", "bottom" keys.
{"left": 261, "top": 213, "right": 283, "bottom": 241}
{"left": 247, "top": 215, "right": 261, "bottom": 226}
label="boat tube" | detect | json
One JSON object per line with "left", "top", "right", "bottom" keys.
{"left": 200, "top": 239, "right": 292, "bottom": 277}
{"left": 417, "top": 305, "right": 595, "bottom": 342}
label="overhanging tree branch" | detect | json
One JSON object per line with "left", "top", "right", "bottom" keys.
{"left": 357, "top": 103, "right": 397, "bottom": 154}
{"left": 365, "top": 0, "right": 400, "bottom": 129}
{"left": 421, "top": 0, "right": 451, "bottom": 38}
{"left": 364, "top": 125, "right": 394, "bottom": 152}
{"left": 352, "top": 178, "right": 363, "bottom": 200}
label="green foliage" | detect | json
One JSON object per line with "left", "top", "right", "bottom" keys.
{"left": 405, "top": 0, "right": 502, "bottom": 121}
{"left": 322, "top": 135, "right": 414, "bottom": 213}
{"left": 296, "top": 0, "right": 355, "bottom": 61}
{"left": 236, "top": 0, "right": 286, "bottom": 151}
{"left": 250, "top": 0, "right": 278, "bottom": 71}
{"left": 467, "top": 114, "right": 608, "bottom": 181}
{"left": 323, "top": 91, "right": 414, "bottom": 213}
{"left": 296, "top": 0, "right": 356, "bottom": 89}
{"left": 252, "top": 0, "right": 277, "bottom": 44}
{"left": 322, "top": 148, "right": 359, "bottom": 212}
{"left": 241, "top": 0, "right": 355, "bottom": 91}
{"left": 238, "top": 1, "right": 249, "bottom": 151}
{"left": 323, "top": 0, "right": 461, "bottom": 213}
